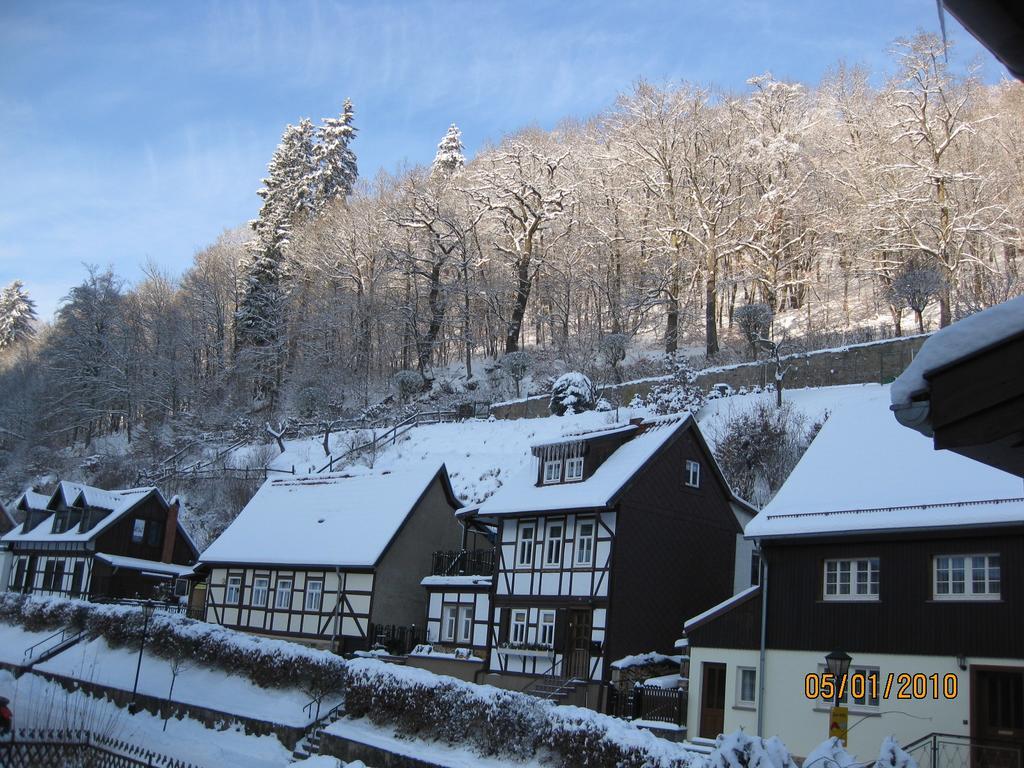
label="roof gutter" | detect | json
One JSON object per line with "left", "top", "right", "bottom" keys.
{"left": 889, "top": 399, "right": 933, "bottom": 438}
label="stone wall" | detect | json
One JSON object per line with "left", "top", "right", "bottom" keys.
{"left": 487, "top": 334, "right": 929, "bottom": 421}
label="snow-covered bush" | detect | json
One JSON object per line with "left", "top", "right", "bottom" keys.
{"left": 501, "top": 350, "right": 532, "bottom": 398}
{"left": 393, "top": 370, "right": 424, "bottom": 402}
{"left": 549, "top": 372, "right": 598, "bottom": 416}
{"left": 630, "top": 356, "right": 706, "bottom": 416}
{"left": 802, "top": 737, "right": 858, "bottom": 768}
{"left": 713, "top": 402, "right": 825, "bottom": 506}
{"left": 701, "top": 731, "right": 798, "bottom": 768}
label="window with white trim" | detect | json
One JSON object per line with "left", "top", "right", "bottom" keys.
{"left": 544, "top": 520, "right": 564, "bottom": 567}
{"left": 305, "top": 579, "right": 323, "bottom": 611}
{"left": 737, "top": 667, "right": 756, "bottom": 706}
{"left": 539, "top": 610, "right": 556, "bottom": 647}
{"left": 252, "top": 577, "right": 269, "bottom": 607}
{"left": 275, "top": 578, "right": 293, "bottom": 609}
{"left": 458, "top": 605, "right": 472, "bottom": 643}
{"left": 132, "top": 518, "right": 146, "bottom": 543}
{"left": 565, "top": 457, "right": 584, "bottom": 481}
{"left": 511, "top": 609, "right": 528, "bottom": 645}
{"left": 823, "top": 558, "right": 879, "bottom": 600}
{"left": 817, "top": 664, "right": 880, "bottom": 708}
{"left": 226, "top": 576, "right": 241, "bottom": 604}
{"left": 442, "top": 604, "right": 458, "bottom": 641}
{"left": 685, "top": 460, "right": 700, "bottom": 488}
{"left": 575, "top": 520, "right": 595, "bottom": 566}
{"left": 543, "top": 460, "right": 562, "bottom": 484}
{"left": 934, "top": 554, "right": 1000, "bottom": 600}
{"left": 516, "top": 523, "right": 535, "bottom": 568}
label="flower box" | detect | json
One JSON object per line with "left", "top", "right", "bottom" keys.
{"left": 497, "top": 646, "right": 554, "bottom": 658}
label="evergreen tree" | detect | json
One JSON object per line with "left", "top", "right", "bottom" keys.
{"left": 0, "top": 280, "right": 38, "bottom": 349}
{"left": 431, "top": 123, "right": 465, "bottom": 178}
{"left": 315, "top": 99, "right": 359, "bottom": 203}
{"left": 253, "top": 119, "right": 318, "bottom": 252}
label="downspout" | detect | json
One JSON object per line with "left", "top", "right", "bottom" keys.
{"left": 332, "top": 567, "right": 342, "bottom": 653}
{"left": 756, "top": 544, "right": 768, "bottom": 738}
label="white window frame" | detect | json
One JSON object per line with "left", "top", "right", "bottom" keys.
{"left": 510, "top": 609, "right": 528, "bottom": 645}
{"left": 737, "top": 667, "right": 757, "bottom": 706}
{"left": 543, "top": 459, "right": 562, "bottom": 485}
{"left": 516, "top": 522, "right": 535, "bottom": 568}
{"left": 544, "top": 520, "right": 564, "bottom": 567}
{"left": 132, "top": 518, "right": 146, "bottom": 543}
{"left": 225, "top": 576, "right": 241, "bottom": 605}
{"left": 817, "top": 664, "right": 881, "bottom": 709}
{"left": 823, "top": 558, "right": 879, "bottom": 601}
{"left": 685, "top": 460, "right": 701, "bottom": 488}
{"left": 575, "top": 520, "right": 595, "bottom": 566}
{"left": 305, "top": 579, "right": 323, "bottom": 611}
{"left": 275, "top": 578, "right": 293, "bottom": 609}
{"left": 934, "top": 554, "right": 1000, "bottom": 600}
{"left": 539, "top": 610, "right": 556, "bottom": 647}
{"left": 252, "top": 577, "right": 269, "bottom": 607}
{"left": 565, "top": 456, "right": 584, "bottom": 481}
{"left": 441, "top": 604, "right": 458, "bottom": 641}
{"left": 458, "top": 605, "right": 473, "bottom": 643}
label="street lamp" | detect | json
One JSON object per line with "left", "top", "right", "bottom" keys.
{"left": 824, "top": 649, "right": 852, "bottom": 705}
{"left": 129, "top": 601, "right": 156, "bottom": 714}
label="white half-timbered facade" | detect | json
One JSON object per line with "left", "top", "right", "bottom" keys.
{"left": 200, "top": 464, "right": 463, "bottom": 653}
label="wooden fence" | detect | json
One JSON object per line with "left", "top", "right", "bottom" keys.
{"left": 606, "top": 683, "right": 687, "bottom": 727}
{"left": 0, "top": 729, "right": 201, "bottom": 768}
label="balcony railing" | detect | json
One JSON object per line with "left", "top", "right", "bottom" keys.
{"left": 431, "top": 549, "right": 495, "bottom": 577}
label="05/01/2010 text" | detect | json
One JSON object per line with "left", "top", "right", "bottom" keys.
{"left": 804, "top": 672, "right": 959, "bottom": 701}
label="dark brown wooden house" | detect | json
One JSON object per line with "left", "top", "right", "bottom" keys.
{"left": 1, "top": 482, "right": 198, "bottom": 600}
{"left": 685, "top": 385, "right": 1024, "bottom": 758}
{"left": 458, "top": 415, "right": 756, "bottom": 709}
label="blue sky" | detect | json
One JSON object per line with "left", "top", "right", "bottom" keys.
{"left": 0, "top": 0, "right": 1003, "bottom": 320}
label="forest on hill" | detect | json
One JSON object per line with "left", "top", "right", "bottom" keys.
{"left": 0, "top": 33, "right": 1021, "bottom": 480}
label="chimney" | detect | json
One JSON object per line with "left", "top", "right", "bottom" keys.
{"left": 161, "top": 497, "right": 179, "bottom": 564}
{"left": 628, "top": 417, "right": 649, "bottom": 434}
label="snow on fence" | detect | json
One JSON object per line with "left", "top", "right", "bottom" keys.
{"left": 0, "top": 728, "right": 201, "bottom": 768}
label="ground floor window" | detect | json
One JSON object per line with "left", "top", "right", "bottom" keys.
{"left": 511, "top": 609, "right": 528, "bottom": 645}
{"left": 736, "top": 667, "right": 756, "bottom": 706}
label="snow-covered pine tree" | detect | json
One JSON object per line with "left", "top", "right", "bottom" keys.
{"left": 431, "top": 123, "right": 465, "bottom": 179}
{"left": 315, "top": 99, "right": 359, "bottom": 204}
{"left": 253, "top": 119, "right": 318, "bottom": 251}
{"left": 0, "top": 280, "right": 38, "bottom": 349}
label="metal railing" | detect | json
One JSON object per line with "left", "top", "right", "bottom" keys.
{"left": 318, "top": 409, "right": 463, "bottom": 473}
{"left": 905, "top": 733, "right": 1023, "bottom": 768}
{"left": 0, "top": 728, "right": 201, "bottom": 768}
{"left": 22, "top": 627, "right": 85, "bottom": 664}
{"left": 430, "top": 548, "right": 495, "bottom": 577}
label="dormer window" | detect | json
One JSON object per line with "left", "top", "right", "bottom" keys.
{"left": 543, "top": 460, "right": 562, "bottom": 484}
{"left": 565, "top": 457, "right": 584, "bottom": 481}
{"left": 685, "top": 460, "right": 701, "bottom": 488}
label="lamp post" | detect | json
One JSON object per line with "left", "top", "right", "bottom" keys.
{"left": 129, "top": 601, "right": 156, "bottom": 714}
{"left": 824, "top": 649, "right": 851, "bottom": 745}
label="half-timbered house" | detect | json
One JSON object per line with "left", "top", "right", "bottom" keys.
{"left": 199, "top": 464, "right": 463, "bottom": 653}
{"left": 457, "top": 415, "right": 756, "bottom": 707}
{"left": 1, "top": 482, "right": 198, "bottom": 599}
{"left": 685, "top": 386, "right": 1024, "bottom": 758}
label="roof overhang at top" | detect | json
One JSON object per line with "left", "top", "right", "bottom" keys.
{"left": 942, "top": 0, "right": 1024, "bottom": 81}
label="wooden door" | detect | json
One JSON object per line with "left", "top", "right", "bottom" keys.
{"left": 973, "top": 668, "right": 1024, "bottom": 763}
{"left": 565, "top": 609, "right": 592, "bottom": 680}
{"left": 700, "top": 663, "right": 727, "bottom": 739}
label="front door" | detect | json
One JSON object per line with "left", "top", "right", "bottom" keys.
{"left": 565, "top": 609, "right": 592, "bottom": 680}
{"left": 700, "top": 663, "right": 727, "bottom": 739}
{"left": 973, "top": 668, "right": 1024, "bottom": 759}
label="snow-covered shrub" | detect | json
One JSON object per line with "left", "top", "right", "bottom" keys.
{"left": 874, "top": 736, "right": 918, "bottom": 768}
{"left": 701, "top": 731, "right": 797, "bottom": 768}
{"left": 393, "top": 370, "right": 424, "bottom": 402}
{"left": 802, "top": 737, "right": 858, "bottom": 768}
{"left": 501, "top": 351, "right": 532, "bottom": 398}
{"left": 549, "top": 372, "right": 598, "bottom": 415}
{"left": 294, "top": 385, "right": 327, "bottom": 418}
{"left": 713, "top": 402, "right": 824, "bottom": 507}
{"left": 630, "top": 356, "right": 706, "bottom": 416}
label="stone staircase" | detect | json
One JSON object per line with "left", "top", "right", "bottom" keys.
{"left": 290, "top": 705, "right": 345, "bottom": 762}
{"left": 525, "top": 676, "right": 585, "bottom": 703}
{"left": 19, "top": 627, "right": 87, "bottom": 674}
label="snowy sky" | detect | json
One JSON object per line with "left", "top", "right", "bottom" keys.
{"left": 0, "top": 0, "right": 1005, "bottom": 321}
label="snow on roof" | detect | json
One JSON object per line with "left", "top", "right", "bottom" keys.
{"left": 891, "top": 296, "right": 1024, "bottom": 407}
{"left": 684, "top": 585, "right": 760, "bottom": 630}
{"left": 419, "top": 575, "right": 493, "bottom": 588}
{"left": 2, "top": 483, "right": 163, "bottom": 544}
{"left": 746, "top": 385, "right": 1024, "bottom": 539}
{"left": 529, "top": 423, "right": 639, "bottom": 452}
{"left": 94, "top": 553, "right": 194, "bottom": 577}
{"left": 13, "top": 490, "right": 50, "bottom": 511}
{"left": 200, "top": 464, "right": 448, "bottom": 567}
{"left": 466, "top": 416, "right": 688, "bottom": 517}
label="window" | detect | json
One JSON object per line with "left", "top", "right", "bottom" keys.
{"left": 565, "top": 457, "right": 584, "bottom": 481}
{"left": 132, "top": 519, "right": 146, "bottom": 543}
{"left": 42, "top": 561, "right": 56, "bottom": 591}
{"left": 575, "top": 521, "right": 595, "bottom": 566}
{"left": 442, "top": 605, "right": 459, "bottom": 641}
{"left": 823, "top": 558, "right": 879, "bottom": 600}
{"left": 305, "top": 580, "right": 323, "bottom": 611}
{"left": 458, "top": 606, "right": 472, "bottom": 643}
{"left": 275, "top": 578, "right": 293, "bottom": 609}
{"left": 226, "top": 576, "right": 241, "bottom": 604}
{"left": 144, "top": 519, "right": 162, "bottom": 547}
{"left": 516, "top": 523, "right": 535, "bottom": 568}
{"left": 511, "top": 609, "right": 528, "bottom": 645}
{"left": 252, "top": 577, "right": 269, "bottom": 607}
{"left": 685, "top": 460, "right": 701, "bottom": 488}
{"left": 934, "top": 554, "right": 1000, "bottom": 600}
{"left": 539, "top": 610, "right": 556, "bottom": 647}
{"left": 818, "top": 665, "right": 880, "bottom": 708}
{"left": 51, "top": 562, "right": 65, "bottom": 592}
{"left": 70, "top": 563, "right": 85, "bottom": 597}
{"left": 737, "top": 667, "right": 757, "bottom": 706}
{"left": 12, "top": 559, "right": 26, "bottom": 591}
{"left": 544, "top": 520, "right": 564, "bottom": 567}
{"left": 543, "top": 460, "right": 562, "bottom": 484}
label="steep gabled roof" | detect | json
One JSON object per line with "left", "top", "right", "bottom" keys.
{"left": 746, "top": 385, "right": 1024, "bottom": 540}
{"left": 0, "top": 501, "right": 14, "bottom": 534}
{"left": 200, "top": 464, "right": 455, "bottom": 568}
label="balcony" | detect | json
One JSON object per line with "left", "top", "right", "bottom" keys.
{"left": 431, "top": 548, "right": 495, "bottom": 577}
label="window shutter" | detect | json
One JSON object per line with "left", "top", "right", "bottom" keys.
{"left": 553, "top": 609, "right": 569, "bottom": 650}
{"left": 498, "top": 608, "right": 510, "bottom": 644}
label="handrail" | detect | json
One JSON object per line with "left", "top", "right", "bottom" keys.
{"left": 22, "top": 627, "right": 85, "bottom": 663}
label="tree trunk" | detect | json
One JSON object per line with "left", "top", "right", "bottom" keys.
{"left": 705, "top": 254, "right": 719, "bottom": 357}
